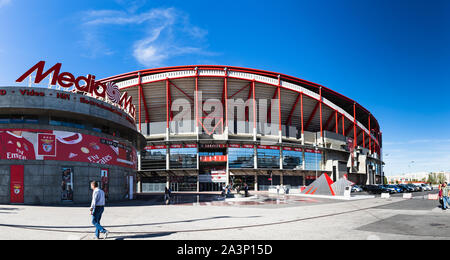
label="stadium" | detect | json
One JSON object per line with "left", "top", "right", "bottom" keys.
{"left": 99, "top": 65, "right": 384, "bottom": 193}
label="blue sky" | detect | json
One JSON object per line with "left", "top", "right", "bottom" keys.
{"left": 0, "top": 0, "right": 449, "bottom": 176}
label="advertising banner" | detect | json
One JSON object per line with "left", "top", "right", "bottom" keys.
{"left": 10, "top": 165, "right": 24, "bottom": 204}
{"left": 0, "top": 129, "right": 137, "bottom": 169}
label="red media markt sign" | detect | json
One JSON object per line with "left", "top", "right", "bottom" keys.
{"left": 15, "top": 61, "right": 136, "bottom": 118}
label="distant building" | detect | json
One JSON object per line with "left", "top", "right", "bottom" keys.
{"left": 387, "top": 172, "right": 450, "bottom": 184}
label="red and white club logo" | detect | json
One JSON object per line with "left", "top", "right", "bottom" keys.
{"left": 14, "top": 184, "right": 21, "bottom": 195}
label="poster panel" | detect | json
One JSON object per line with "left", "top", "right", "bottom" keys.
{"left": 10, "top": 165, "right": 24, "bottom": 204}
{"left": 0, "top": 129, "right": 137, "bottom": 169}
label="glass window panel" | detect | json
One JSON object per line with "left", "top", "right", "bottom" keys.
{"left": 257, "top": 148, "right": 280, "bottom": 169}
{"left": 228, "top": 148, "right": 254, "bottom": 169}
{"left": 169, "top": 148, "right": 197, "bottom": 169}
{"left": 283, "top": 150, "right": 303, "bottom": 169}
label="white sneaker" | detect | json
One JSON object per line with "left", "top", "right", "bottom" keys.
{"left": 104, "top": 230, "right": 109, "bottom": 239}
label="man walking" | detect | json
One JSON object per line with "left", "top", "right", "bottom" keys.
{"left": 442, "top": 182, "right": 449, "bottom": 211}
{"left": 90, "top": 181, "right": 109, "bottom": 239}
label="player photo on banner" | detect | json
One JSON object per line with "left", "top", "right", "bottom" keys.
{"left": 61, "top": 167, "right": 73, "bottom": 201}
{"left": 0, "top": 129, "right": 137, "bottom": 169}
{"left": 0, "top": 130, "right": 37, "bottom": 160}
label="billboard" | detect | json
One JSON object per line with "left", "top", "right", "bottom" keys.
{"left": 0, "top": 129, "right": 137, "bottom": 169}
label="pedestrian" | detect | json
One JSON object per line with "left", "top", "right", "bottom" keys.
{"left": 90, "top": 181, "right": 109, "bottom": 239}
{"left": 164, "top": 186, "right": 172, "bottom": 205}
{"left": 221, "top": 185, "right": 226, "bottom": 197}
{"left": 442, "top": 182, "right": 449, "bottom": 210}
{"left": 439, "top": 183, "right": 444, "bottom": 208}
{"left": 244, "top": 183, "right": 249, "bottom": 197}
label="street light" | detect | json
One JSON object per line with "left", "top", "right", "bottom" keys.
{"left": 314, "top": 144, "right": 318, "bottom": 179}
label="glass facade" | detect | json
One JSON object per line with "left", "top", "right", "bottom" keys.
{"left": 304, "top": 149, "right": 322, "bottom": 171}
{"left": 283, "top": 148, "right": 303, "bottom": 170}
{"left": 257, "top": 146, "right": 280, "bottom": 169}
{"left": 228, "top": 144, "right": 254, "bottom": 169}
{"left": 169, "top": 144, "right": 198, "bottom": 169}
{"left": 141, "top": 145, "right": 167, "bottom": 170}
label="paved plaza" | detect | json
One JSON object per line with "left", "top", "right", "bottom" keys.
{"left": 0, "top": 191, "right": 448, "bottom": 240}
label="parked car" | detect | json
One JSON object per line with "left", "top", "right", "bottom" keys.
{"left": 381, "top": 185, "right": 398, "bottom": 194}
{"left": 386, "top": 185, "right": 403, "bottom": 193}
{"left": 398, "top": 184, "right": 415, "bottom": 192}
{"left": 364, "top": 185, "right": 382, "bottom": 194}
{"left": 351, "top": 185, "right": 363, "bottom": 192}
{"left": 412, "top": 183, "right": 425, "bottom": 191}
{"left": 409, "top": 184, "right": 421, "bottom": 192}
{"left": 364, "top": 185, "right": 393, "bottom": 194}
{"left": 392, "top": 185, "right": 407, "bottom": 193}
{"left": 420, "top": 183, "right": 432, "bottom": 191}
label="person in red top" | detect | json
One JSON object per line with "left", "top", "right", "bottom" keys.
{"left": 0, "top": 130, "right": 36, "bottom": 160}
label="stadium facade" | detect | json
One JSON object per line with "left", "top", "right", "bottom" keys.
{"left": 99, "top": 65, "right": 384, "bottom": 193}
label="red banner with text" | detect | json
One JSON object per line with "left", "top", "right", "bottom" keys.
{"left": 0, "top": 129, "right": 137, "bottom": 169}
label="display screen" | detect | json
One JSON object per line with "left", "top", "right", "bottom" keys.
{"left": 0, "top": 129, "right": 137, "bottom": 169}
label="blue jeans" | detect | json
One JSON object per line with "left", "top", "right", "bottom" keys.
{"left": 92, "top": 206, "right": 106, "bottom": 238}
{"left": 443, "top": 197, "right": 449, "bottom": 209}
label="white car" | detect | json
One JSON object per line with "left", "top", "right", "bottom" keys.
{"left": 420, "top": 184, "right": 432, "bottom": 191}
{"left": 351, "top": 185, "right": 363, "bottom": 192}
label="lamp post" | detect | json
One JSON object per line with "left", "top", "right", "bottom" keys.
{"left": 314, "top": 144, "right": 318, "bottom": 179}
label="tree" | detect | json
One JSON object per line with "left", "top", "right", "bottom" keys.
{"left": 437, "top": 173, "right": 446, "bottom": 184}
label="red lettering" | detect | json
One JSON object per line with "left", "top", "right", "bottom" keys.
{"left": 16, "top": 61, "right": 62, "bottom": 85}
{"left": 57, "top": 72, "right": 75, "bottom": 88}
{"left": 17, "top": 61, "right": 136, "bottom": 122}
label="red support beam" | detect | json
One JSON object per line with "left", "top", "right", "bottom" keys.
{"left": 286, "top": 93, "right": 301, "bottom": 126}
{"left": 278, "top": 81, "right": 282, "bottom": 133}
{"left": 195, "top": 70, "right": 199, "bottom": 129}
{"left": 319, "top": 87, "right": 323, "bottom": 137}
{"left": 138, "top": 81, "right": 141, "bottom": 131}
{"left": 363, "top": 131, "right": 366, "bottom": 148}
{"left": 304, "top": 101, "right": 320, "bottom": 131}
{"left": 342, "top": 114, "right": 345, "bottom": 136}
{"left": 224, "top": 74, "right": 228, "bottom": 128}
{"left": 353, "top": 102, "right": 357, "bottom": 148}
{"left": 245, "top": 81, "right": 253, "bottom": 122}
{"left": 335, "top": 110, "right": 338, "bottom": 134}
{"left": 252, "top": 80, "right": 257, "bottom": 131}
{"left": 300, "top": 93, "right": 304, "bottom": 134}
{"left": 138, "top": 73, "right": 150, "bottom": 124}
{"left": 166, "top": 78, "right": 170, "bottom": 129}
{"left": 368, "top": 114, "right": 372, "bottom": 153}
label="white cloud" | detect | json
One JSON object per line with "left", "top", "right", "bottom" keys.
{"left": 80, "top": 7, "right": 217, "bottom": 67}
{"left": 0, "top": 0, "right": 11, "bottom": 8}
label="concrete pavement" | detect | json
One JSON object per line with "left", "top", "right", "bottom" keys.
{"left": 0, "top": 191, "right": 447, "bottom": 240}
